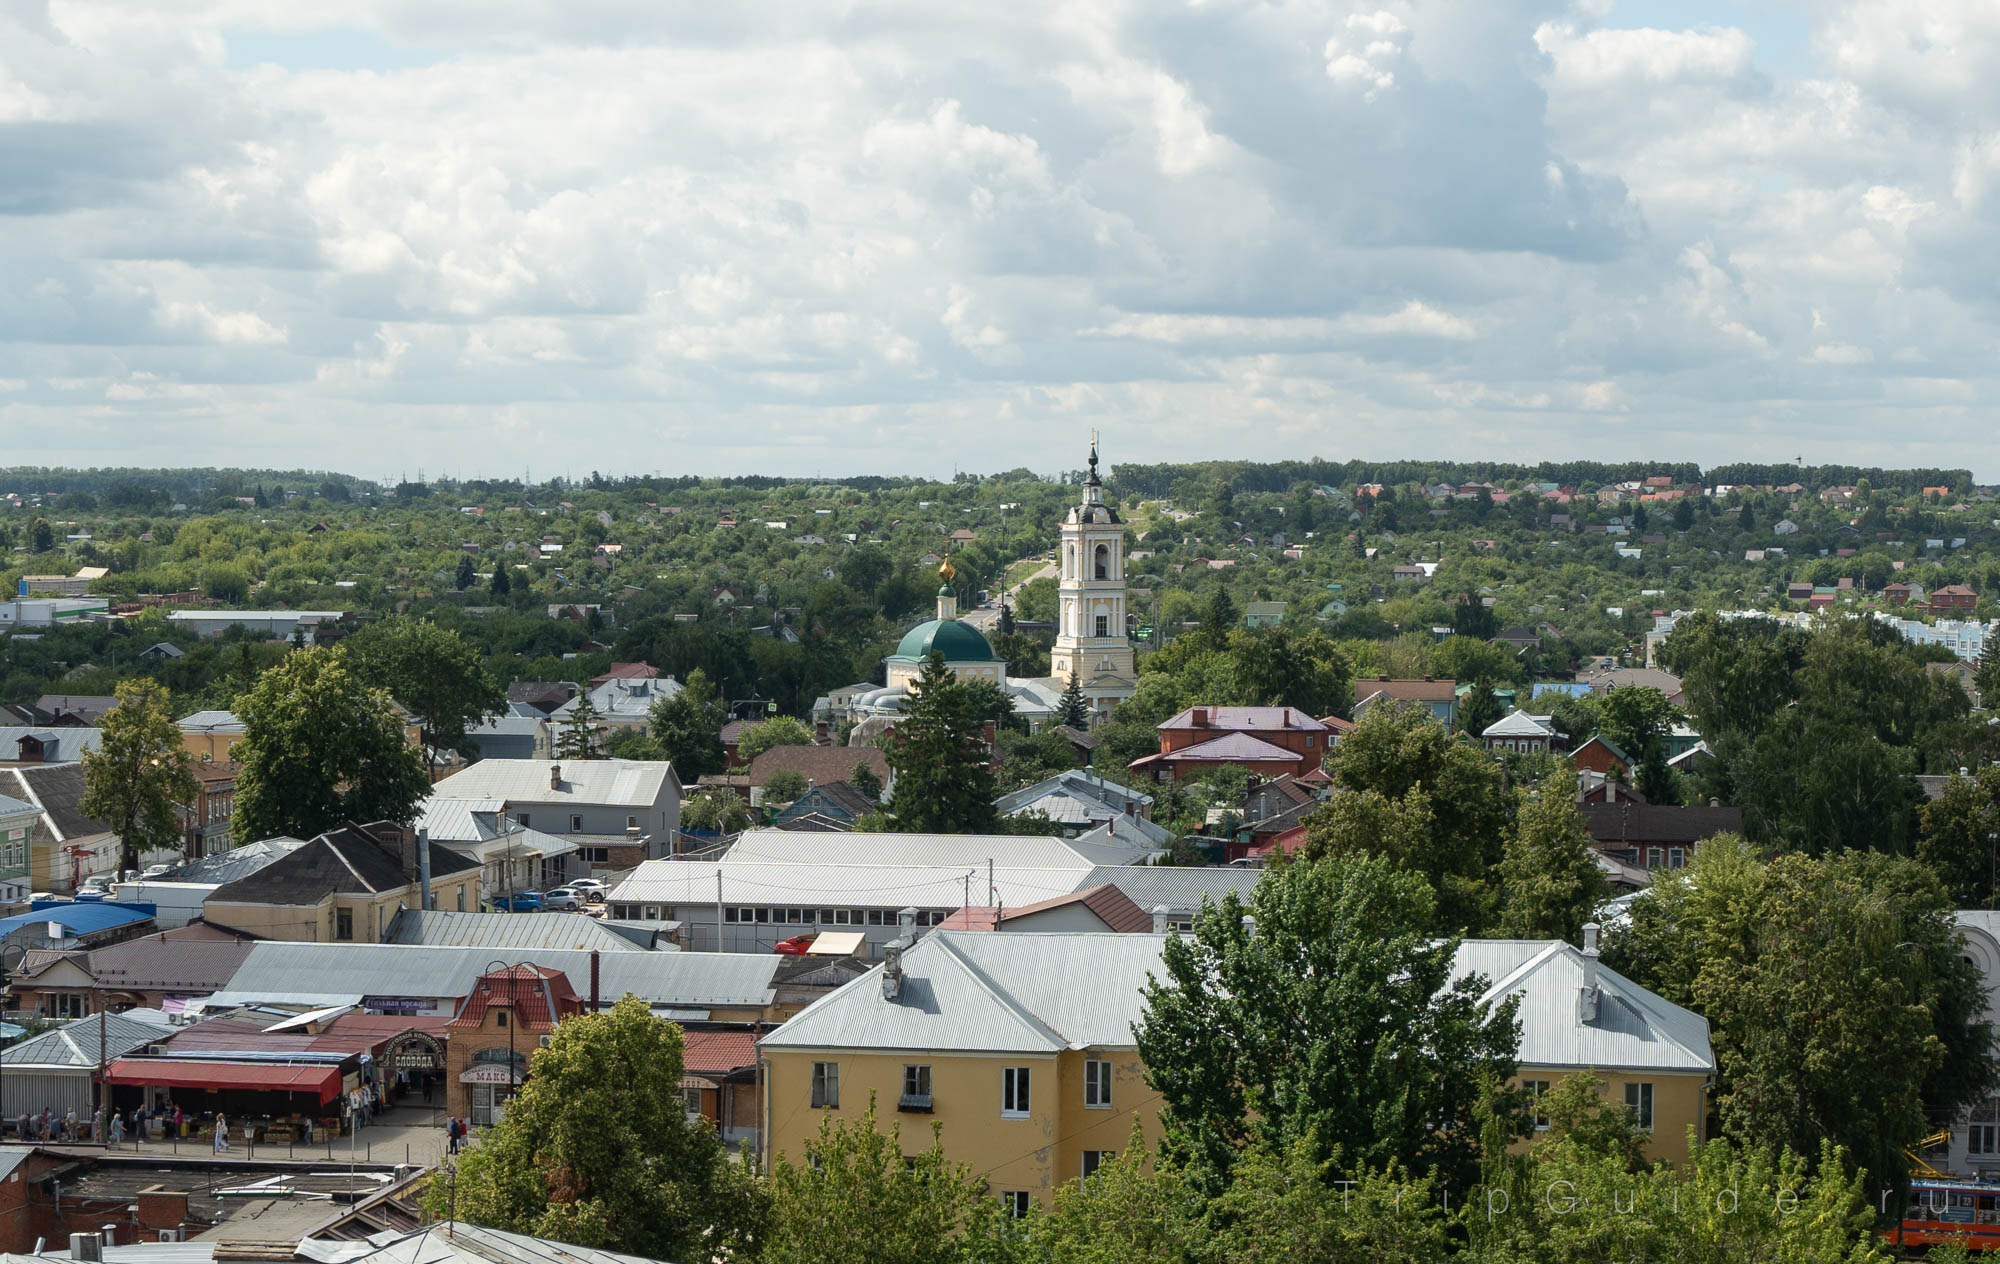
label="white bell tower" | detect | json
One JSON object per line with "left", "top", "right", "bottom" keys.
{"left": 1049, "top": 433, "right": 1136, "bottom": 717}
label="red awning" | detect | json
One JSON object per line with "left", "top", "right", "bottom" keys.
{"left": 105, "top": 1060, "right": 344, "bottom": 1105}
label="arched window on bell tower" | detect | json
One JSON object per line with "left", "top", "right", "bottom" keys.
{"left": 1093, "top": 543, "right": 1109, "bottom": 581}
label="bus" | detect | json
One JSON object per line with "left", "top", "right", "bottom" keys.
{"left": 1890, "top": 1179, "right": 2000, "bottom": 1252}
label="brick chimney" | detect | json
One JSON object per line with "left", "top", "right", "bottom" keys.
{"left": 550, "top": 763, "right": 562, "bottom": 790}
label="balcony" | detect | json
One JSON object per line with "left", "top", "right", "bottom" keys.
{"left": 897, "top": 1093, "right": 933, "bottom": 1113}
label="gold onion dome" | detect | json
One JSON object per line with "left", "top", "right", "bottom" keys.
{"left": 938, "top": 555, "right": 957, "bottom": 581}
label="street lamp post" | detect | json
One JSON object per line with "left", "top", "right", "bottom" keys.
{"left": 483, "top": 959, "right": 518, "bottom": 1119}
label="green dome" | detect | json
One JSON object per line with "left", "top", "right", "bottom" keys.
{"left": 892, "top": 617, "right": 997, "bottom": 662}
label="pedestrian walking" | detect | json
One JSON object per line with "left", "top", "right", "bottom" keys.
{"left": 445, "top": 1116, "right": 458, "bottom": 1155}
{"left": 302, "top": 1114, "right": 314, "bottom": 1145}
{"left": 110, "top": 1113, "right": 124, "bottom": 1145}
{"left": 213, "top": 1113, "right": 229, "bottom": 1153}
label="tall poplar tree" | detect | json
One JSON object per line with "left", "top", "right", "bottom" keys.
{"left": 80, "top": 678, "right": 199, "bottom": 873}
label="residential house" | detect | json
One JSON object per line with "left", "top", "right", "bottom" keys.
{"left": 748, "top": 744, "right": 893, "bottom": 808}
{"left": 1482, "top": 710, "right": 1557, "bottom": 754}
{"left": 415, "top": 796, "right": 584, "bottom": 892}
{"left": 1581, "top": 801, "right": 1743, "bottom": 873}
{"left": 177, "top": 710, "right": 247, "bottom": 762}
{"left": 553, "top": 674, "right": 684, "bottom": 733}
{"left": 1569, "top": 734, "right": 1632, "bottom": 779}
{"left": 773, "top": 782, "right": 877, "bottom": 828}
{"left": 1930, "top": 659, "right": 1983, "bottom": 709}
{"left": 587, "top": 661, "right": 659, "bottom": 689}
{"left": 202, "top": 821, "right": 482, "bottom": 944}
{"left": 466, "top": 714, "right": 553, "bottom": 762}
{"left": 997, "top": 769, "right": 1155, "bottom": 837}
{"left": 1351, "top": 677, "right": 1459, "bottom": 729}
{"left": 1244, "top": 601, "right": 1287, "bottom": 627}
{"left": 384, "top": 908, "right": 678, "bottom": 953}
{"left": 1492, "top": 627, "right": 1542, "bottom": 652}
{"left": 763, "top": 924, "right": 1712, "bottom": 1207}
{"left": 759, "top": 928, "right": 1171, "bottom": 1204}
{"left": 685, "top": 1029, "right": 762, "bottom": 1149}
{"left": 504, "top": 681, "right": 578, "bottom": 719}
{"left": 425, "top": 758, "right": 682, "bottom": 868}
{"left": 1128, "top": 706, "right": 1334, "bottom": 784}
{"left": 1884, "top": 581, "right": 1924, "bottom": 606}
{"left": 1574, "top": 663, "right": 1685, "bottom": 706}
{"left": 1930, "top": 584, "right": 1979, "bottom": 613}
{"left": 0, "top": 763, "right": 120, "bottom": 891}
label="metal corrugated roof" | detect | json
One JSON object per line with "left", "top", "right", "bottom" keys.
{"left": 1450, "top": 940, "right": 1715, "bottom": 1074}
{"left": 612, "top": 830, "right": 1156, "bottom": 911}
{"left": 427, "top": 759, "right": 674, "bottom": 808}
{"left": 383, "top": 910, "right": 662, "bottom": 953}
{"left": 761, "top": 931, "right": 1170, "bottom": 1054}
{"left": 1, "top": 1011, "right": 172, "bottom": 1069}
{"left": 1079, "top": 865, "right": 1264, "bottom": 914}
{"left": 221, "top": 942, "right": 780, "bottom": 1007}
{"left": 0, "top": 794, "right": 34, "bottom": 818}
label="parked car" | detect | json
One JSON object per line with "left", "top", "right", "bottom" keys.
{"left": 71, "top": 890, "right": 108, "bottom": 903}
{"left": 543, "top": 887, "right": 582, "bottom": 911}
{"left": 495, "top": 891, "right": 544, "bottom": 912}
{"left": 567, "top": 877, "right": 607, "bottom": 893}
{"left": 141, "top": 863, "right": 177, "bottom": 879}
{"left": 773, "top": 932, "right": 819, "bottom": 956}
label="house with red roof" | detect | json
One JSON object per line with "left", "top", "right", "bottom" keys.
{"left": 934, "top": 884, "right": 1153, "bottom": 934}
{"left": 445, "top": 963, "right": 583, "bottom": 1125}
{"left": 1127, "top": 706, "right": 1332, "bottom": 785}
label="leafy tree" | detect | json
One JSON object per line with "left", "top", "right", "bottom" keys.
{"left": 425, "top": 997, "right": 762, "bottom": 1259}
{"left": 1316, "top": 703, "right": 1513, "bottom": 933}
{"left": 555, "top": 692, "right": 605, "bottom": 761}
{"left": 454, "top": 554, "right": 477, "bottom": 589}
{"left": 28, "top": 518, "right": 53, "bottom": 552}
{"left": 764, "top": 1097, "right": 1000, "bottom": 1264}
{"left": 1916, "top": 767, "right": 2000, "bottom": 906}
{"left": 1607, "top": 839, "right": 1994, "bottom": 1199}
{"left": 849, "top": 760, "right": 883, "bottom": 802}
{"left": 886, "top": 653, "right": 999, "bottom": 834}
{"left": 1431, "top": 636, "right": 1519, "bottom": 689}
{"left": 232, "top": 648, "right": 431, "bottom": 843}
{"left": 1978, "top": 638, "right": 2000, "bottom": 712}
{"left": 1057, "top": 671, "right": 1091, "bottom": 729}
{"left": 1670, "top": 496, "right": 1694, "bottom": 531}
{"left": 763, "top": 769, "right": 810, "bottom": 804}
{"left": 1594, "top": 686, "right": 1678, "bottom": 763}
{"left": 489, "top": 563, "right": 512, "bottom": 597}
{"left": 681, "top": 787, "right": 752, "bottom": 834}
{"left": 344, "top": 618, "right": 504, "bottom": 778}
{"left": 1229, "top": 626, "right": 1351, "bottom": 717}
{"left": 738, "top": 715, "right": 814, "bottom": 763}
{"left": 79, "top": 678, "right": 199, "bottom": 874}
{"left": 1136, "top": 850, "right": 1520, "bottom": 1196}
{"left": 1450, "top": 593, "right": 1497, "bottom": 640}
{"left": 1495, "top": 775, "right": 1609, "bottom": 941}
{"left": 648, "top": 668, "right": 727, "bottom": 779}
{"left": 1197, "top": 587, "right": 1236, "bottom": 648}
{"left": 1458, "top": 681, "right": 1503, "bottom": 738}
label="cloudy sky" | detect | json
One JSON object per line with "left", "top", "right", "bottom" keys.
{"left": 4, "top": 0, "right": 1998, "bottom": 480}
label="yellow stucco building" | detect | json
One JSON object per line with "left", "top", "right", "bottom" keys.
{"left": 761, "top": 924, "right": 1714, "bottom": 1204}
{"left": 760, "top": 927, "right": 1166, "bottom": 1205}
{"left": 202, "top": 822, "right": 482, "bottom": 944}
{"left": 1457, "top": 931, "right": 1715, "bottom": 1166}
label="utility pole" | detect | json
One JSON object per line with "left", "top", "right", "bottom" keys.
{"left": 96, "top": 1004, "right": 107, "bottom": 1145}
{"left": 716, "top": 872, "right": 725, "bottom": 953}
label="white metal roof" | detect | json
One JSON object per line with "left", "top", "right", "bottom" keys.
{"left": 1450, "top": 940, "right": 1714, "bottom": 1074}
{"left": 427, "top": 759, "right": 676, "bottom": 808}
{"left": 610, "top": 830, "right": 1159, "bottom": 911}
{"left": 761, "top": 931, "right": 1171, "bottom": 1055}
{"left": 219, "top": 941, "right": 779, "bottom": 1007}
{"left": 1481, "top": 709, "right": 1556, "bottom": 738}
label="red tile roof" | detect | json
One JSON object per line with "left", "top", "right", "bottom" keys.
{"left": 682, "top": 1030, "right": 758, "bottom": 1075}
{"left": 1131, "top": 732, "right": 1302, "bottom": 767}
{"left": 1159, "top": 706, "right": 1329, "bottom": 733}
{"left": 937, "top": 884, "right": 1154, "bottom": 934}
{"left": 448, "top": 964, "right": 582, "bottom": 1031}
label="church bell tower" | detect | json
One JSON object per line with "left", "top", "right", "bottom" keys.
{"left": 1048, "top": 433, "right": 1136, "bottom": 717}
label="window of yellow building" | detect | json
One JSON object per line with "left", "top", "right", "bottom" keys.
{"left": 811, "top": 1061, "right": 839, "bottom": 1108}
{"left": 1524, "top": 1079, "right": 1551, "bottom": 1131}
{"left": 901, "top": 1065, "right": 931, "bottom": 1111}
{"left": 1081, "top": 1150, "right": 1114, "bottom": 1181}
{"left": 1084, "top": 1059, "right": 1112, "bottom": 1108}
{"left": 1001, "top": 1066, "right": 1031, "bottom": 1118}
{"left": 1624, "top": 1081, "right": 1654, "bottom": 1131}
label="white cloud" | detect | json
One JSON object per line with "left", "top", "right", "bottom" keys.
{"left": 0, "top": 0, "right": 1998, "bottom": 475}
